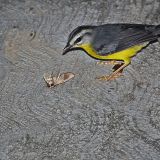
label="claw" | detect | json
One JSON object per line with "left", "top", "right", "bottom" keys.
{"left": 96, "top": 61, "right": 121, "bottom": 66}
{"left": 96, "top": 61, "right": 107, "bottom": 65}
{"left": 96, "top": 72, "right": 123, "bottom": 81}
{"left": 96, "top": 75, "right": 110, "bottom": 81}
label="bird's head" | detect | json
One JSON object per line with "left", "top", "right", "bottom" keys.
{"left": 62, "top": 25, "right": 95, "bottom": 55}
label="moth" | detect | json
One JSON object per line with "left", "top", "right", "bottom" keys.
{"left": 43, "top": 72, "right": 75, "bottom": 88}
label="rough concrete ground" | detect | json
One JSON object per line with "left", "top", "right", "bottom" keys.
{"left": 0, "top": 0, "right": 160, "bottom": 159}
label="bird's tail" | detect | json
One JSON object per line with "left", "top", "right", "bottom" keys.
{"left": 154, "top": 25, "right": 160, "bottom": 42}
{"left": 154, "top": 25, "right": 160, "bottom": 35}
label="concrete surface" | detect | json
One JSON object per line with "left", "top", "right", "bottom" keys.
{"left": 0, "top": 0, "right": 160, "bottom": 159}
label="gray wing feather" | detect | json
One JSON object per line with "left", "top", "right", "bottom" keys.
{"left": 92, "top": 24, "right": 159, "bottom": 56}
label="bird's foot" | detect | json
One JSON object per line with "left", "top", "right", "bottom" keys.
{"left": 96, "top": 72, "right": 123, "bottom": 81}
{"left": 96, "top": 60, "right": 121, "bottom": 66}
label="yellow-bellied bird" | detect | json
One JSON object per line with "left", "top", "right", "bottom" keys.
{"left": 63, "top": 24, "right": 160, "bottom": 80}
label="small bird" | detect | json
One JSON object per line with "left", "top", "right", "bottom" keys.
{"left": 62, "top": 23, "right": 160, "bottom": 80}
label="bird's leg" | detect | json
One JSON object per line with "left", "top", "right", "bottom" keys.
{"left": 112, "top": 63, "right": 124, "bottom": 72}
{"left": 96, "top": 60, "right": 121, "bottom": 65}
{"left": 97, "top": 60, "right": 130, "bottom": 81}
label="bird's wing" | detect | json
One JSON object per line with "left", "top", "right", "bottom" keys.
{"left": 92, "top": 24, "right": 158, "bottom": 55}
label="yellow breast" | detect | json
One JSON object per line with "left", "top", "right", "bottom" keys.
{"left": 79, "top": 43, "right": 148, "bottom": 61}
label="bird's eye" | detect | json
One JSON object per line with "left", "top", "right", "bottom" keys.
{"left": 75, "top": 37, "right": 82, "bottom": 44}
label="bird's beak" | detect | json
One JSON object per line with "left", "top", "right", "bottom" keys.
{"left": 62, "top": 45, "right": 73, "bottom": 55}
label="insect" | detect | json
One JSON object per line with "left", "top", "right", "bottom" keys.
{"left": 43, "top": 72, "right": 75, "bottom": 88}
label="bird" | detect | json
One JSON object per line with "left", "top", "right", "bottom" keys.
{"left": 62, "top": 23, "right": 160, "bottom": 81}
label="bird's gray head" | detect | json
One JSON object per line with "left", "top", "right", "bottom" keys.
{"left": 62, "top": 25, "right": 95, "bottom": 55}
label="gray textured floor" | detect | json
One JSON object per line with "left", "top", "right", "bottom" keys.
{"left": 0, "top": 0, "right": 160, "bottom": 160}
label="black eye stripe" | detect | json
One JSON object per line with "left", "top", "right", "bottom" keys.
{"left": 75, "top": 37, "right": 82, "bottom": 43}
{"left": 77, "top": 37, "right": 82, "bottom": 42}
{"left": 74, "top": 32, "right": 92, "bottom": 43}
{"left": 68, "top": 25, "right": 95, "bottom": 43}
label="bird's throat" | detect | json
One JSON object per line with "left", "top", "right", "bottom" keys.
{"left": 79, "top": 43, "right": 104, "bottom": 59}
